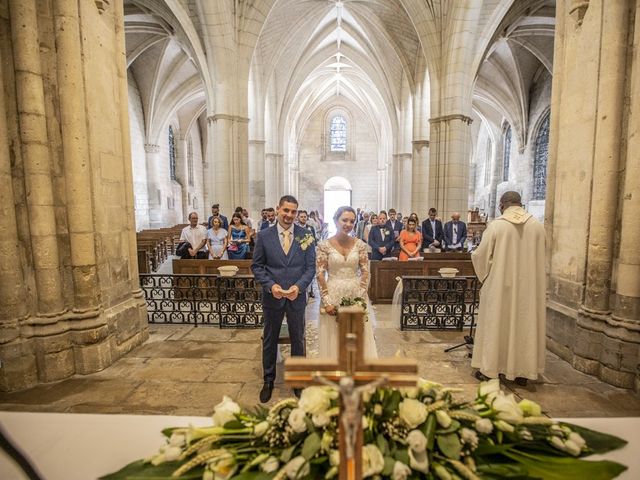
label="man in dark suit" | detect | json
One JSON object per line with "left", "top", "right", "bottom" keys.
{"left": 386, "top": 208, "right": 403, "bottom": 254}
{"left": 260, "top": 207, "right": 276, "bottom": 230}
{"left": 443, "top": 212, "right": 467, "bottom": 251}
{"left": 368, "top": 211, "right": 396, "bottom": 260}
{"left": 421, "top": 207, "right": 444, "bottom": 251}
{"left": 252, "top": 195, "right": 316, "bottom": 402}
{"left": 207, "top": 203, "right": 228, "bottom": 230}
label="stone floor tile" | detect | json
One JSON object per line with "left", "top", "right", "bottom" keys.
{"left": 207, "top": 359, "right": 262, "bottom": 383}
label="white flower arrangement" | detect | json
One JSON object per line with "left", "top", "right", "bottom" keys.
{"left": 104, "top": 379, "right": 628, "bottom": 480}
{"left": 295, "top": 233, "right": 315, "bottom": 251}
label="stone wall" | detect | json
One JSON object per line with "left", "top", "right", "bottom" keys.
{"left": 128, "top": 72, "right": 149, "bottom": 230}
{"left": 546, "top": 0, "right": 639, "bottom": 391}
{"left": 0, "top": 0, "right": 147, "bottom": 391}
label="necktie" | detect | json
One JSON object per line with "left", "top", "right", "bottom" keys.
{"left": 282, "top": 230, "right": 291, "bottom": 255}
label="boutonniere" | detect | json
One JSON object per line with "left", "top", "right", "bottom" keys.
{"left": 382, "top": 228, "right": 390, "bottom": 235}
{"left": 295, "top": 233, "right": 315, "bottom": 251}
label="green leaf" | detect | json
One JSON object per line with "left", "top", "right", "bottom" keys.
{"left": 99, "top": 460, "right": 203, "bottom": 480}
{"left": 504, "top": 450, "right": 628, "bottom": 480}
{"left": 561, "top": 423, "right": 628, "bottom": 455}
{"left": 476, "top": 462, "right": 534, "bottom": 479}
{"left": 231, "top": 472, "right": 276, "bottom": 480}
{"left": 437, "top": 419, "right": 461, "bottom": 434}
{"left": 224, "top": 420, "right": 246, "bottom": 430}
{"left": 301, "top": 432, "right": 322, "bottom": 460}
{"left": 280, "top": 444, "right": 297, "bottom": 463}
{"left": 424, "top": 413, "right": 436, "bottom": 451}
{"left": 377, "top": 433, "right": 389, "bottom": 456}
{"left": 436, "top": 433, "right": 462, "bottom": 459}
{"left": 382, "top": 456, "right": 395, "bottom": 476}
{"left": 395, "top": 448, "right": 409, "bottom": 465}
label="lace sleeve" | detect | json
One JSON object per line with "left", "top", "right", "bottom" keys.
{"left": 357, "top": 240, "right": 370, "bottom": 296}
{"left": 316, "top": 242, "right": 331, "bottom": 306}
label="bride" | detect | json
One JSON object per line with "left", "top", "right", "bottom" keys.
{"left": 316, "top": 206, "right": 377, "bottom": 359}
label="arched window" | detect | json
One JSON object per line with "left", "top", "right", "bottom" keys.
{"left": 187, "top": 136, "right": 194, "bottom": 186}
{"left": 330, "top": 115, "right": 347, "bottom": 152}
{"left": 169, "top": 126, "right": 177, "bottom": 180}
{"left": 503, "top": 125, "right": 511, "bottom": 181}
{"left": 533, "top": 112, "right": 550, "bottom": 200}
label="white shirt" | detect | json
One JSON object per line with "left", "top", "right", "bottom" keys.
{"left": 276, "top": 222, "right": 294, "bottom": 250}
{"left": 180, "top": 224, "right": 208, "bottom": 252}
{"left": 452, "top": 222, "right": 459, "bottom": 245}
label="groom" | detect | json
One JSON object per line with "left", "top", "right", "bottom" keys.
{"left": 251, "top": 195, "right": 316, "bottom": 402}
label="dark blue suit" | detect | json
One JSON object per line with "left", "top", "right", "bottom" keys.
{"left": 443, "top": 220, "right": 467, "bottom": 250}
{"left": 386, "top": 219, "right": 403, "bottom": 251}
{"left": 421, "top": 219, "right": 444, "bottom": 250}
{"left": 251, "top": 224, "right": 316, "bottom": 382}
{"left": 368, "top": 225, "right": 395, "bottom": 260}
{"left": 208, "top": 214, "right": 228, "bottom": 230}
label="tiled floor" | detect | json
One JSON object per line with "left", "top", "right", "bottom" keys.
{"left": 1, "top": 302, "right": 639, "bottom": 418}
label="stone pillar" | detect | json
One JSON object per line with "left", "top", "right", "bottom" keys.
{"left": 53, "top": 0, "right": 99, "bottom": 312}
{"left": 582, "top": 0, "right": 628, "bottom": 314}
{"left": 428, "top": 114, "right": 473, "bottom": 219}
{"left": 377, "top": 167, "right": 387, "bottom": 211}
{"left": 393, "top": 153, "right": 412, "bottom": 213}
{"left": 9, "top": 0, "right": 64, "bottom": 314}
{"left": 411, "top": 140, "right": 429, "bottom": 215}
{"left": 265, "top": 153, "right": 283, "bottom": 207}
{"left": 208, "top": 114, "right": 249, "bottom": 214}
{"left": 248, "top": 139, "right": 266, "bottom": 212}
{"left": 144, "top": 144, "right": 162, "bottom": 227}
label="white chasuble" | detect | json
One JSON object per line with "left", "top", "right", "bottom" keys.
{"left": 470, "top": 206, "right": 547, "bottom": 380}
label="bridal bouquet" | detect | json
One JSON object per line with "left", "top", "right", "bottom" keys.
{"left": 101, "top": 379, "right": 627, "bottom": 480}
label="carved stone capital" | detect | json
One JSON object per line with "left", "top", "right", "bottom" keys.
{"left": 207, "top": 114, "right": 250, "bottom": 124}
{"left": 144, "top": 144, "right": 160, "bottom": 154}
{"left": 429, "top": 114, "right": 473, "bottom": 125}
{"left": 412, "top": 140, "right": 430, "bottom": 152}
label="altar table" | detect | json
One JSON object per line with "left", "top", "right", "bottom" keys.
{"left": 0, "top": 412, "right": 638, "bottom": 479}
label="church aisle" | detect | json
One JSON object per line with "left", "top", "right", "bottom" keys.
{"left": 1, "top": 304, "right": 639, "bottom": 418}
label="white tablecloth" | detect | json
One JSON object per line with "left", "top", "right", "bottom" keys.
{"left": 0, "top": 412, "right": 638, "bottom": 479}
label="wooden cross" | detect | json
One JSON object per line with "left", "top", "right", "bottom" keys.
{"left": 285, "top": 306, "right": 418, "bottom": 479}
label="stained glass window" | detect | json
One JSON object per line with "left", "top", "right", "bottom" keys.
{"left": 533, "top": 112, "right": 550, "bottom": 200}
{"left": 330, "top": 115, "right": 347, "bottom": 152}
{"left": 169, "top": 126, "right": 177, "bottom": 181}
{"left": 503, "top": 125, "right": 511, "bottom": 181}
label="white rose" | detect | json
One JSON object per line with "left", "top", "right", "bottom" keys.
{"left": 312, "top": 411, "right": 330, "bottom": 427}
{"left": 478, "top": 378, "right": 500, "bottom": 400}
{"left": 362, "top": 444, "right": 384, "bottom": 477}
{"left": 492, "top": 393, "right": 523, "bottom": 423}
{"left": 163, "top": 445, "right": 182, "bottom": 461}
{"left": 287, "top": 407, "right": 308, "bottom": 433}
{"left": 285, "top": 456, "right": 309, "bottom": 479}
{"left": 392, "top": 461, "right": 412, "bottom": 480}
{"left": 398, "top": 398, "right": 428, "bottom": 429}
{"left": 261, "top": 456, "right": 279, "bottom": 473}
{"left": 253, "top": 421, "right": 269, "bottom": 437}
{"left": 518, "top": 399, "right": 542, "bottom": 417}
{"left": 406, "top": 430, "right": 427, "bottom": 452}
{"left": 212, "top": 396, "right": 241, "bottom": 427}
{"left": 475, "top": 418, "right": 493, "bottom": 434}
{"left": 435, "top": 410, "right": 452, "bottom": 428}
{"left": 329, "top": 449, "right": 340, "bottom": 466}
{"left": 298, "top": 386, "right": 332, "bottom": 414}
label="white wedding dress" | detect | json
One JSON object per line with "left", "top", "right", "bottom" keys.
{"left": 316, "top": 239, "right": 378, "bottom": 359}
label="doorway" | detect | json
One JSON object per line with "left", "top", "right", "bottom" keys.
{"left": 323, "top": 176, "right": 352, "bottom": 236}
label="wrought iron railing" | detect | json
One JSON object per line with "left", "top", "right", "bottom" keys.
{"left": 400, "top": 276, "right": 479, "bottom": 331}
{"left": 139, "top": 274, "right": 263, "bottom": 328}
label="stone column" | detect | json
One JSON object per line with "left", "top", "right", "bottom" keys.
{"left": 377, "top": 167, "right": 387, "bottom": 211}
{"left": 487, "top": 134, "right": 504, "bottom": 220}
{"left": 53, "top": 0, "right": 99, "bottom": 312}
{"left": 428, "top": 114, "right": 473, "bottom": 218}
{"left": 265, "top": 153, "right": 283, "bottom": 207}
{"left": 9, "top": 0, "right": 64, "bottom": 314}
{"left": 582, "top": 0, "right": 629, "bottom": 313}
{"left": 144, "top": 144, "right": 162, "bottom": 227}
{"left": 411, "top": 140, "right": 430, "bottom": 215}
{"left": 248, "top": 139, "right": 266, "bottom": 212}
{"left": 208, "top": 114, "right": 249, "bottom": 214}
{"left": 393, "top": 153, "right": 412, "bottom": 213}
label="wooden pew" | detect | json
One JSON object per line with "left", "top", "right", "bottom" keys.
{"left": 172, "top": 259, "right": 253, "bottom": 275}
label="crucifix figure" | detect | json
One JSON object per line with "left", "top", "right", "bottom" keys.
{"left": 285, "top": 306, "right": 418, "bottom": 479}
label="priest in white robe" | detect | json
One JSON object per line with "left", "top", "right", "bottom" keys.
{"left": 471, "top": 191, "right": 546, "bottom": 386}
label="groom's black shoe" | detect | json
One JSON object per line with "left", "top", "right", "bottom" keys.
{"left": 260, "top": 382, "right": 274, "bottom": 403}
{"left": 293, "top": 388, "right": 302, "bottom": 399}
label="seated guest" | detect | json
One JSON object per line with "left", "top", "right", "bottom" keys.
{"left": 368, "top": 211, "right": 395, "bottom": 260}
{"left": 260, "top": 207, "right": 277, "bottom": 230}
{"left": 228, "top": 213, "right": 251, "bottom": 259}
{"left": 421, "top": 207, "right": 444, "bottom": 251}
{"left": 207, "top": 203, "right": 228, "bottom": 230}
{"left": 256, "top": 208, "right": 268, "bottom": 231}
{"left": 180, "top": 212, "right": 209, "bottom": 259}
{"left": 399, "top": 218, "right": 422, "bottom": 261}
{"left": 207, "top": 217, "right": 228, "bottom": 259}
{"left": 443, "top": 212, "right": 467, "bottom": 251}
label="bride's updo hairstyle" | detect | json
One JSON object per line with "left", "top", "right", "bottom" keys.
{"left": 333, "top": 206, "right": 357, "bottom": 224}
